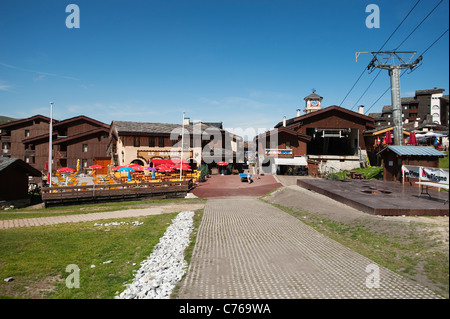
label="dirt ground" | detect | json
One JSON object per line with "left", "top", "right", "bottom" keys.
{"left": 265, "top": 177, "right": 449, "bottom": 297}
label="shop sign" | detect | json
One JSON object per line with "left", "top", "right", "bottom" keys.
{"left": 265, "top": 149, "right": 293, "bottom": 158}
{"left": 137, "top": 149, "right": 193, "bottom": 160}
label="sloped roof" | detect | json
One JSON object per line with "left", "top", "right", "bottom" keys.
{"left": 112, "top": 121, "right": 220, "bottom": 135}
{"left": 0, "top": 114, "right": 55, "bottom": 130}
{"left": 53, "top": 115, "right": 109, "bottom": 128}
{"left": 304, "top": 92, "right": 323, "bottom": 101}
{"left": 274, "top": 105, "right": 375, "bottom": 129}
{"left": 377, "top": 146, "right": 447, "bottom": 157}
{"left": 0, "top": 158, "right": 41, "bottom": 177}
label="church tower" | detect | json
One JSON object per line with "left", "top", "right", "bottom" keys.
{"left": 304, "top": 90, "right": 323, "bottom": 114}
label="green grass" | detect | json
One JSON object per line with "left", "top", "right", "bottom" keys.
{"left": 0, "top": 197, "right": 206, "bottom": 221}
{"left": 328, "top": 166, "right": 383, "bottom": 180}
{"left": 439, "top": 151, "right": 449, "bottom": 169}
{"left": 0, "top": 209, "right": 203, "bottom": 299}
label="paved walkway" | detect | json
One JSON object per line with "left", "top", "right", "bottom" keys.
{"left": 0, "top": 203, "right": 205, "bottom": 229}
{"left": 176, "top": 197, "right": 441, "bottom": 299}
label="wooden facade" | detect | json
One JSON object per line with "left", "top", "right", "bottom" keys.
{"left": 0, "top": 115, "right": 54, "bottom": 173}
{"left": 0, "top": 158, "right": 41, "bottom": 201}
{"left": 0, "top": 115, "right": 110, "bottom": 176}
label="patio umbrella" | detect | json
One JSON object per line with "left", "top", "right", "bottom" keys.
{"left": 57, "top": 167, "right": 76, "bottom": 173}
{"left": 112, "top": 166, "right": 124, "bottom": 171}
{"left": 117, "top": 167, "right": 135, "bottom": 172}
{"left": 385, "top": 131, "right": 393, "bottom": 144}
{"left": 409, "top": 131, "right": 417, "bottom": 145}
{"left": 89, "top": 164, "right": 104, "bottom": 169}
{"left": 217, "top": 161, "right": 228, "bottom": 166}
{"left": 77, "top": 159, "right": 80, "bottom": 173}
{"left": 117, "top": 166, "right": 135, "bottom": 181}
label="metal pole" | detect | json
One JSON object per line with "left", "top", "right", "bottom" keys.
{"left": 180, "top": 112, "right": 185, "bottom": 181}
{"left": 389, "top": 67, "right": 403, "bottom": 145}
{"left": 48, "top": 102, "right": 53, "bottom": 187}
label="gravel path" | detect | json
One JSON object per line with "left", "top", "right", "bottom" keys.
{"left": 176, "top": 197, "right": 442, "bottom": 299}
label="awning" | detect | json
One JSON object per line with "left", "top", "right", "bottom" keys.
{"left": 274, "top": 157, "right": 308, "bottom": 166}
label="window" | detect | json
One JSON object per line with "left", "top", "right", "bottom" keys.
{"left": 285, "top": 141, "right": 291, "bottom": 149}
{"left": 82, "top": 144, "right": 88, "bottom": 152}
{"left": 25, "top": 130, "right": 30, "bottom": 137}
{"left": 25, "top": 156, "right": 30, "bottom": 163}
{"left": 134, "top": 136, "right": 140, "bottom": 147}
{"left": 158, "top": 137, "right": 164, "bottom": 147}
{"left": 82, "top": 159, "right": 88, "bottom": 168}
{"left": 149, "top": 137, "right": 155, "bottom": 147}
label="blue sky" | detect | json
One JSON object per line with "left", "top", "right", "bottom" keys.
{"left": 0, "top": 0, "right": 448, "bottom": 139}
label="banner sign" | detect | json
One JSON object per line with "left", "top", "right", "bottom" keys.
{"left": 264, "top": 149, "right": 293, "bottom": 158}
{"left": 402, "top": 165, "right": 449, "bottom": 184}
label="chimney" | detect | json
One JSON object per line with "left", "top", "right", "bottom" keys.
{"left": 296, "top": 109, "right": 301, "bottom": 117}
{"left": 183, "top": 117, "right": 190, "bottom": 126}
{"left": 358, "top": 105, "right": 364, "bottom": 115}
{"left": 283, "top": 116, "right": 286, "bottom": 127}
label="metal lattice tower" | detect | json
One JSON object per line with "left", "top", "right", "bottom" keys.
{"left": 367, "top": 51, "right": 422, "bottom": 145}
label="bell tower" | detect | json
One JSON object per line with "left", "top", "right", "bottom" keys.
{"left": 304, "top": 89, "right": 323, "bottom": 114}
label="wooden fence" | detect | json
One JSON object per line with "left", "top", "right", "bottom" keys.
{"left": 41, "top": 179, "right": 193, "bottom": 207}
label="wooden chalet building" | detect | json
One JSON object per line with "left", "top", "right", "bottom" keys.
{"left": 0, "top": 115, "right": 110, "bottom": 177}
{"left": 256, "top": 102, "right": 376, "bottom": 175}
{"left": 0, "top": 115, "right": 55, "bottom": 172}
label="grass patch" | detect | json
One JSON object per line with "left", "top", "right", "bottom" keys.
{"left": 0, "top": 197, "right": 206, "bottom": 221}
{"left": 439, "top": 151, "right": 449, "bottom": 169}
{"left": 0, "top": 213, "right": 181, "bottom": 299}
{"left": 328, "top": 166, "right": 383, "bottom": 180}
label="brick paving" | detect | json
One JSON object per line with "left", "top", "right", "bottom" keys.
{"left": 0, "top": 203, "right": 205, "bottom": 229}
{"left": 176, "top": 197, "right": 442, "bottom": 299}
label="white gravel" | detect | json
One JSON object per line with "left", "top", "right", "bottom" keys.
{"left": 116, "top": 211, "right": 195, "bottom": 299}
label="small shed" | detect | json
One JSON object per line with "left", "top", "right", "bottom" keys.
{"left": 377, "top": 146, "right": 447, "bottom": 182}
{"left": 0, "top": 158, "right": 42, "bottom": 202}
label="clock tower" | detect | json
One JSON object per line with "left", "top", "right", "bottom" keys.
{"left": 304, "top": 90, "right": 323, "bottom": 114}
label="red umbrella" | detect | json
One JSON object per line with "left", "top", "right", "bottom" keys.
{"left": 385, "top": 131, "right": 393, "bottom": 144}
{"left": 57, "top": 167, "right": 76, "bottom": 173}
{"left": 217, "top": 161, "right": 229, "bottom": 166}
{"left": 89, "top": 164, "right": 104, "bottom": 169}
{"left": 131, "top": 165, "right": 145, "bottom": 172}
{"left": 409, "top": 131, "right": 417, "bottom": 145}
{"left": 112, "top": 166, "right": 124, "bottom": 171}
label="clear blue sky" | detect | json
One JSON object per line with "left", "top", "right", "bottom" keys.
{"left": 0, "top": 0, "right": 448, "bottom": 139}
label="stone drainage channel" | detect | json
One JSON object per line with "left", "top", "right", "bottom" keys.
{"left": 116, "top": 211, "right": 194, "bottom": 299}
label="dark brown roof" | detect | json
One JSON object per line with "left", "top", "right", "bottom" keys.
{"left": 274, "top": 105, "right": 376, "bottom": 129}
{"left": 53, "top": 115, "right": 109, "bottom": 128}
{"left": 0, "top": 158, "right": 41, "bottom": 177}
{"left": 0, "top": 114, "right": 56, "bottom": 130}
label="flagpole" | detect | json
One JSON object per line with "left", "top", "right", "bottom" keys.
{"left": 180, "top": 112, "right": 185, "bottom": 182}
{"left": 48, "top": 102, "right": 53, "bottom": 187}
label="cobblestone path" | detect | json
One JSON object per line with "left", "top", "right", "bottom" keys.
{"left": 176, "top": 197, "right": 441, "bottom": 299}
